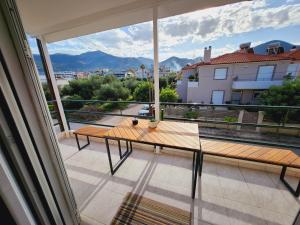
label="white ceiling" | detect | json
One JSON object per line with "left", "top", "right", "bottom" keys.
{"left": 16, "top": 0, "right": 248, "bottom": 43}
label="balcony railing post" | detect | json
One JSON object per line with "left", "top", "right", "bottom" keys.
{"left": 37, "top": 37, "right": 69, "bottom": 132}
{"left": 256, "top": 111, "right": 265, "bottom": 132}
{"left": 153, "top": 6, "right": 160, "bottom": 121}
{"left": 237, "top": 110, "right": 245, "bottom": 130}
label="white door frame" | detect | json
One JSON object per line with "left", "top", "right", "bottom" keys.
{"left": 0, "top": 0, "right": 79, "bottom": 224}
{"left": 211, "top": 90, "right": 225, "bottom": 104}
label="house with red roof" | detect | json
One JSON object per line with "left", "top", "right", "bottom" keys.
{"left": 177, "top": 43, "right": 300, "bottom": 104}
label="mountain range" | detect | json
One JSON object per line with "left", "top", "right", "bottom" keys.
{"left": 33, "top": 40, "right": 299, "bottom": 74}
{"left": 33, "top": 51, "right": 202, "bottom": 73}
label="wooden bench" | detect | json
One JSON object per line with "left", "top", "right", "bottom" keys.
{"left": 73, "top": 126, "right": 110, "bottom": 150}
{"left": 199, "top": 140, "right": 300, "bottom": 197}
{"left": 73, "top": 126, "right": 131, "bottom": 159}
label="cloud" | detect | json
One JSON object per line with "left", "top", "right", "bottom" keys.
{"left": 31, "top": 0, "right": 300, "bottom": 60}
{"left": 211, "top": 44, "right": 236, "bottom": 57}
{"left": 197, "top": 18, "right": 219, "bottom": 37}
{"left": 127, "top": 23, "right": 153, "bottom": 42}
{"left": 160, "top": 1, "right": 300, "bottom": 43}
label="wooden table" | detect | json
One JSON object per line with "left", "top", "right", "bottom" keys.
{"left": 104, "top": 118, "right": 201, "bottom": 198}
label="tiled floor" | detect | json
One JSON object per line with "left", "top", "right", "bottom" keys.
{"left": 59, "top": 138, "right": 300, "bottom": 225}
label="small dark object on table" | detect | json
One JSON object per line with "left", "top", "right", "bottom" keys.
{"left": 132, "top": 117, "right": 138, "bottom": 125}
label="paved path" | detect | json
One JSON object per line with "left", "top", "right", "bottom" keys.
{"left": 67, "top": 104, "right": 143, "bottom": 130}
{"left": 95, "top": 103, "right": 143, "bottom": 126}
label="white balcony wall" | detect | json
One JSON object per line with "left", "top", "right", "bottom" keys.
{"left": 188, "top": 81, "right": 199, "bottom": 88}
{"left": 232, "top": 80, "right": 283, "bottom": 90}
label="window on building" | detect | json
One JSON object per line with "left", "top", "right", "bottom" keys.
{"left": 231, "top": 91, "right": 242, "bottom": 104}
{"left": 211, "top": 90, "right": 225, "bottom": 104}
{"left": 256, "top": 65, "right": 275, "bottom": 81}
{"left": 287, "top": 64, "right": 300, "bottom": 78}
{"left": 214, "top": 68, "right": 227, "bottom": 80}
{"left": 252, "top": 91, "right": 264, "bottom": 104}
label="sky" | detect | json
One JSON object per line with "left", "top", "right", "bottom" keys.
{"left": 28, "top": 0, "right": 300, "bottom": 61}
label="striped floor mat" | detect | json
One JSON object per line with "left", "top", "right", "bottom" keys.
{"left": 111, "top": 192, "right": 191, "bottom": 225}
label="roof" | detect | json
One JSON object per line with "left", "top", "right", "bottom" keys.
{"left": 16, "top": 0, "right": 245, "bottom": 43}
{"left": 279, "top": 49, "right": 300, "bottom": 60}
{"left": 183, "top": 49, "right": 300, "bottom": 70}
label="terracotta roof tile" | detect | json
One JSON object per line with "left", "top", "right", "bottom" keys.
{"left": 182, "top": 49, "right": 300, "bottom": 70}
{"left": 209, "top": 52, "right": 288, "bottom": 65}
{"left": 279, "top": 49, "right": 300, "bottom": 60}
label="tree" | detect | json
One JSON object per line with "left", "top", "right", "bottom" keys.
{"left": 123, "top": 77, "right": 140, "bottom": 93}
{"left": 62, "top": 95, "right": 84, "bottom": 109}
{"left": 94, "top": 82, "right": 130, "bottom": 101}
{"left": 159, "top": 77, "right": 168, "bottom": 89}
{"left": 166, "top": 72, "right": 177, "bottom": 89}
{"left": 259, "top": 77, "right": 300, "bottom": 124}
{"left": 140, "top": 64, "right": 145, "bottom": 79}
{"left": 133, "top": 81, "right": 153, "bottom": 101}
{"left": 61, "top": 78, "right": 94, "bottom": 99}
{"left": 160, "top": 87, "right": 178, "bottom": 102}
{"left": 42, "top": 83, "right": 52, "bottom": 101}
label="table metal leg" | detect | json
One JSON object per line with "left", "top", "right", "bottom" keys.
{"left": 130, "top": 141, "right": 133, "bottom": 153}
{"left": 105, "top": 138, "right": 133, "bottom": 175}
{"left": 118, "top": 140, "right": 122, "bottom": 159}
{"left": 105, "top": 138, "right": 114, "bottom": 174}
{"left": 192, "top": 151, "right": 200, "bottom": 199}
{"left": 126, "top": 141, "right": 129, "bottom": 152}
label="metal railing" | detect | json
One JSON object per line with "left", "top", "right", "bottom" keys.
{"left": 48, "top": 100, "right": 300, "bottom": 149}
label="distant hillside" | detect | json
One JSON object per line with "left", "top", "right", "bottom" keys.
{"left": 253, "top": 40, "right": 300, "bottom": 55}
{"left": 33, "top": 50, "right": 201, "bottom": 73}
{"left": 160, "top": 56, "right": 202, "bottom": 71}
{"left": 33, "top": 51, "right": 154, "bottom": 73}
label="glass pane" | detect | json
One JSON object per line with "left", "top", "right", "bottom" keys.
{"left": 214, "top": 68, "right": 227, "bottom": 79}
{"left": 212, "top": 91, "right": 224, "bottom": 104}
{"left": 257, "top": 66, "right": 274, "bottom": 81}
{"left": 287, "top": 64, "right": 300, "bottom": 77}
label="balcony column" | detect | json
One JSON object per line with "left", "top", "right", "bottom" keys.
{"left": 36, "top": 36, "right": 69, "bottom": 132}
{"left": 153, "top": 6, "right": 160, "bottom": 120}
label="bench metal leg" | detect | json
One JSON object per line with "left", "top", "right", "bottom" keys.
{"left": 192, "top": 151, "right": 196, "bottom": 172}
{"left": 75, "top": 134, "right": 90, "bottom": 151}
{"left": 280, "top": 166, "right": 300, "bottom": 197}
{"left": 129, "top": 141, "right": 133, "bottom": 153}
{"left": 192, "top": 151, "right": 200, "bottom": 199}
{"left": 199, "top": 152, "right": 204, "bottom": 177}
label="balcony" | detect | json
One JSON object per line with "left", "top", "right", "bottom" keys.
{"left": 188, "top": 81, "right": 199, "bottom": 88}
{"left": 59, "top": 134, "right": 299, "bottom": 225}
{"left": 232, "top": 80, "right": 283, "bottom": 90}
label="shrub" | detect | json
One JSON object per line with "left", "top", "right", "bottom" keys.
{"left": 224, "top": 116, "right": 238, "bottom": 123}
{"left": 48, "top": 104, "right": 55, "bottom": 112}
{"left": 160, "top": 87, "right": 178, "bottom": 102}
{"left": 184, "top": 111, "right": 199, "bottom": 119}
{"left": 259, "top": 77, "right": 300, "bottom": 124}
{"left": 62, "top": 95, "right": 84, "bottom": 109}
{"left": 68, "top": 104, "right": 103, "bottom": 121}
{"left": 133, "top": 81, "right": 153, "bottom": 102}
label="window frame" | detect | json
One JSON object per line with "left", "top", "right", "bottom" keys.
{"left": 214, "top": 67, "right": 228, "bottom": 80}
{"left": 211, "top": 90, "right": 225, "bottom": 104}
{"left": 256, "top": 64, "right": 276, "bottom": 81}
